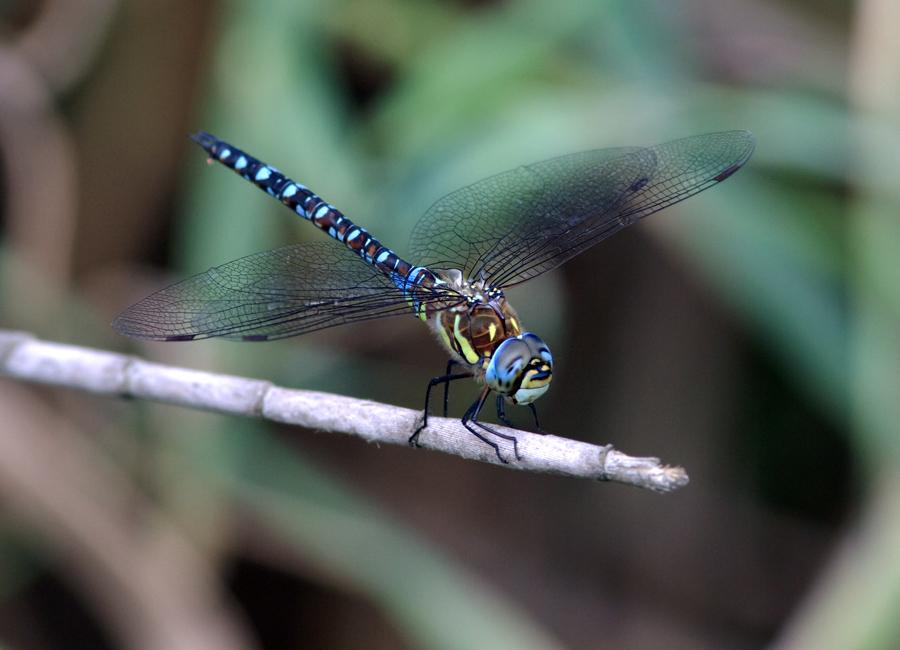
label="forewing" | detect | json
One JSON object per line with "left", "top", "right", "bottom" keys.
{"left": 409, "top": 131, "right": 754, "bottom": 289}
{"left": 492, "top": 131, "right": 755, "bottom": 287}
{"left": 408, "top": 146, "right": 652, "bottom": 283}
{"left": 113, "top": 241, "right": 423, "bottom": 341}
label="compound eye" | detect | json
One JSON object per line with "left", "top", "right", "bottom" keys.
{"left": 521, "top": 333, "right": 552, "bottom": 369}
{"left": 484, "top": 334, "right": 553, "bottom": 402}
{"left": 510, "top": 334, "right": 552, "bottom": 405}
{"left": 485, "top": 338, "right": 530, "bottom": 395}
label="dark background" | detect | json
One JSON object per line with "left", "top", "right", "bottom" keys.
{"left": 1, "top": 0, "right": 897, "bottom": 648}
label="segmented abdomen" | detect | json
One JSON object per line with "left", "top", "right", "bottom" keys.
{"left": 190, "top": 132, "right": 440, "bottom": 316}
{"left": 191, "top": 132, "right": 416, "bottom": 276}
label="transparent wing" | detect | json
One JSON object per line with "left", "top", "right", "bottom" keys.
{"left": 113, "top": 241, "right": 447, "bottom": 341}
{"left": 408, "top": 131, "right": 754, "bottom": 288}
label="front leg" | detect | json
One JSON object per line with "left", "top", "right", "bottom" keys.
{"left": 495, "top": 396, "right": 548, "bottom": 434}
{"left": 461, "top": 387, "right": 521, "bottom": 463}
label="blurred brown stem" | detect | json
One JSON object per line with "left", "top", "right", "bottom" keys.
{"left": 0, "top": 380, "right": 257, "bottom": 650}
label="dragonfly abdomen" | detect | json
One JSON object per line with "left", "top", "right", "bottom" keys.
{"left": 189, "top": 132, "right": 453, "bottom": 321}
{"left": 191, "top": 132, "right": 415, "bottom": 281}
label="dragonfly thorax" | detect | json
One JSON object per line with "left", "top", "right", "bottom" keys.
{"left": 424, "top": 270, "right": 553, "bottom": 403}
{"left": 427, "top": 269, "right": 519, "bottom": 365}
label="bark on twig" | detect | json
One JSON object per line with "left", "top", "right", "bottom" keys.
{"left": 0, "top": 330, "right": 689, "bottom": 492}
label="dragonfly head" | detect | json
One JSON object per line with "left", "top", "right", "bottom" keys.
{"left": 485, "top": 333, "right": 553, "bottom": 405}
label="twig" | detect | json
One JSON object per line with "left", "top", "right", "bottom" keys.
{"left": 0, "top": 330, "right": 689, "bottom": 492}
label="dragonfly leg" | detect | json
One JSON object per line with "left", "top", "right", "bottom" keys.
{"left": 409, "top": 369, "right": 472, "bottom": 448}
{"left": 495, "top": 395, "right": 516, "bottom": 428}
{"left": 443, "top": 359, "right": 465, "bottom": 417}
{"left": 463, "top": 387, "right": 521, "bottom": 464}
{"left": 496, "top": 396, "right": 548, "bottom": 435}
{"left": 529, "top": 403, "right": 549, "bottom": 435}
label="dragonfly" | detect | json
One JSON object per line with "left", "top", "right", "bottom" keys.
{"left": 114, "top": 130, "right": 754, "bottom": 462}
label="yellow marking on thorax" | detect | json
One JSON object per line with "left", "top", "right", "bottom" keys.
{"left": 453, "top": 314, "right": 480, "bottom": 364}
{"left": 437, "top": 323, "right": 454, "bottom": 352}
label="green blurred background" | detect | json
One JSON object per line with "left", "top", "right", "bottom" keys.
{"left": 0, "top": 0, "right": 897, "bottom": 648}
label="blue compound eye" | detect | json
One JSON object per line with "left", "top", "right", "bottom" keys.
{"left": 521, "top": 333, "right": 552, "bottom": 368}
{"left": 485, "top": 334, "right": 553, "bottom": 403}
